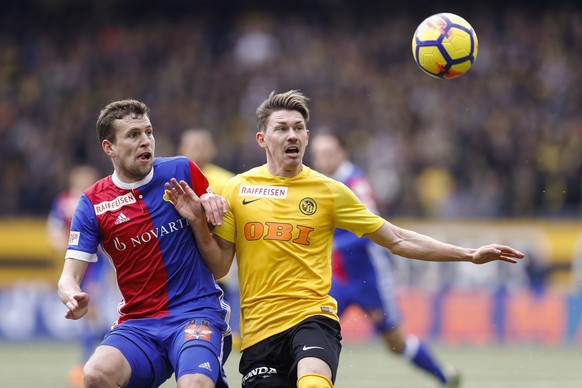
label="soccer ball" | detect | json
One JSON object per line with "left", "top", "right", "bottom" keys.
{"left": 412, "top": 13, "right": 478, "bottom": 79}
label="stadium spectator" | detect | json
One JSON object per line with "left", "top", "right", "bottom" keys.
{"left": 57, "top": 99, "right": 232, "bottom": 388}
{"left": 310, "top": 131, "right": 460, "bottom": 386}
{"left": 164, "top": 89, "right": 525, "bottom": 387}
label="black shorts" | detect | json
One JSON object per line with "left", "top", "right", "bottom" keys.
{"left": 239, "top": 315, "right": 342, "bottom": 387}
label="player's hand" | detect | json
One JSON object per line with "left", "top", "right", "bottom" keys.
{"left": 471, "top": 244, "right": 525, "bottom": 264}
{"left": 165, "top": 178, "right": 227, "bottom": 226}
{"left": 64, "top": 292, "right": 90, "bottom": 320}
{"left": 199, "top": 192, "right": 228, "bottom": 226}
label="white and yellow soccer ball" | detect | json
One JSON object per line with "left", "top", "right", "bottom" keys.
{"left": 412, "top": 13, "right": 479, "bottom": 79}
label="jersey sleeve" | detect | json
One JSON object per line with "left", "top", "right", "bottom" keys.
{"left": 188, "top": 159, "right": 211, "bottom": 196}
{"left": 332, "top": 180, "right": 385, "bottom": 237}
{"left": 212, "top": 177, "right": 237, "bottom": 244}
{"left": 65, "top": 194, "right": 101, "bottom": 263}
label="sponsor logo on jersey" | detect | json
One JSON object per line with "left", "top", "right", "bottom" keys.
{"left": 239, "top": 185, "right": 288, "bottom": 198}
{"left": 114, "top": 212, "right": 131, "bottom": 225}
{"left": 242, "top": 198, "right": 262, "bottom": 205}
{"left": 111, "top": 217, "right": 190, "bottom": 251}
{"left": 299, "top": 197, "right": 317, "bottom": 215}
{"left": 185, "top": 319, "right": 212, "bottom": 341}
{"left": 93, "top": 193, "right": 136, "bottom": 215}
{"left": 69, "top": 231, "right": 80, "bottom": 246}
{"left": 243, "top": 222, "right": 314, "bottom": 245}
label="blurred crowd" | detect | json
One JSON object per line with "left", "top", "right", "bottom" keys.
{"left": 0, "top": 1, "right": 580, "bottom": 218}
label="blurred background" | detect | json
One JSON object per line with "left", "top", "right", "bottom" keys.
{"left": 0, "top": 0, "right": 581, "bottom": 386}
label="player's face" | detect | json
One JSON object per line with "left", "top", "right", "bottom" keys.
{"left": 310, "top": 134, "right": 346, "bottom": 177}
{"left": 103, "top": 114, "right": 155, "bottom": 183}
{"left": 257, "top": 109, "right": 309, "bottom": 177}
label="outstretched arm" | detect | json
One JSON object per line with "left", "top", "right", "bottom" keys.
{"left": 58, "top": 258, "right": 90, "bottom": 320}
{"left": 165, "top": 178, "right": 235, "bottom": 278}
{"left": 365, "top": 221, "right": 525, "bottom": 264}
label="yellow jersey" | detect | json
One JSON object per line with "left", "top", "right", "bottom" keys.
{"left": 213, "top": 164, "right": 385, "bottom": 350}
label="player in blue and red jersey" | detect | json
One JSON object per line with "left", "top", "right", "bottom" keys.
{"left": 57, "top": 99, "right": 232, "bottom": 388}
{"left": 310, "top": 131, "right": 461, "bottom": 387}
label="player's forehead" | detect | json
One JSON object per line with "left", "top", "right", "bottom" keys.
{"left": 114, "top": 113, "right": 152, "bottom": 133}
{"left": 267, "top": 109, "right": 305, "bottom": 127}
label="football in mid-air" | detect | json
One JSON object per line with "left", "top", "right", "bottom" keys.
{"left": 412, "top": 13, "right": 478, "bottom": 79}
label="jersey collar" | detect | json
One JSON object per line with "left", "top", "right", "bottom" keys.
{"left": 112, "top": 167, "right": 154, "bottom": 190}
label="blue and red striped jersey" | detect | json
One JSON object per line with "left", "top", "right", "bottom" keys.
{"left": 66, "top": 157, "right": 230, "bottom": 325}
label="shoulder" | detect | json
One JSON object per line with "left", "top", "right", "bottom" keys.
{"left": 154, "top": 156, "right": 189, "bottom": 167}
{"left": 85, "top": 176, "right": 114, "bottom": 198}
{"left": 239, "top": 165, "right": 264, "bottom": 179}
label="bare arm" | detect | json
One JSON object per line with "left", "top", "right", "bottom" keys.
{"left": 58, "top": 258, "right": 90, "bottom": 320}
{"left": 165, "top": 178, "right": 236, "bottom": 278}
{"left": 365, "top": 221, "right": 525, "bottom": 264}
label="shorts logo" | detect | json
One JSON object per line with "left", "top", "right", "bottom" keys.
{"left": 242, "top": 366, "right": 278, "bottom": 386}
{"left": 302, "top": 345, "right": 324, "bottom": 351}
{"left": 198, "top": 362, "right": 212, "bottom": 371}
{"left": 184, "top": 320, "right": 212, "bottom": 342}
{"left": 299, "top": 197, "right": 317, "bottom": 215}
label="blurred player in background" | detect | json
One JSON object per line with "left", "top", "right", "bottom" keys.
{"left": 165, "top": 89, "right": 524, "bottom": 388}
{"left": 310, "top": 131, "right": 460, "bottom": 387}
{"left": 47, "top": 165, "right": 114, "bottom": 388}
{"left": 178, "top": 128, "right": 240, "bottom": 347}
{"left": 57, "top": 99, "right": 232, "bottom": 388}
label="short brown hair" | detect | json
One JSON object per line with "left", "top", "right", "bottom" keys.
{"left": 96, "top": 99, "right": 150, "bottom": 143}
{"left": 256, "top": 90, "right": 310, "bottom": 132}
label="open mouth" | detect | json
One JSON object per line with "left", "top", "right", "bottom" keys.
{"left": 138, "top": 152, "right": 152, "bottom": 161}
{"left": 285, "top": 146, "right": 300, "bottom": 155}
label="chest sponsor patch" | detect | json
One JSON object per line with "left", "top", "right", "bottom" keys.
{"left": 239, "top": 185, "right": 288, "bottom": 198}
{"left": 93, "top": 193, "right": 136, "bottom": 215}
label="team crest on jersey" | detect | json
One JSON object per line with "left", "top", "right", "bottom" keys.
{"left": 184, "top": 320, "right": 212, "bottom": 342}
{"left": 299, "top": 197, "right": 317, "bottom": 215}
{"left": 163, "top": 190, "right": 174, "bottom": 204}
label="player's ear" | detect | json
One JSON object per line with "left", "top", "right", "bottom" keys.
{"left": 102, "top": 139, "right": 115, "bottom": 157}
{"left": 256, "top": 131, "right": 267, "bottom": 148}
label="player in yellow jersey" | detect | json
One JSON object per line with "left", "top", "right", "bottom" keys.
{"left": 164, "top": 90, "right": 525, "bottom": 388}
